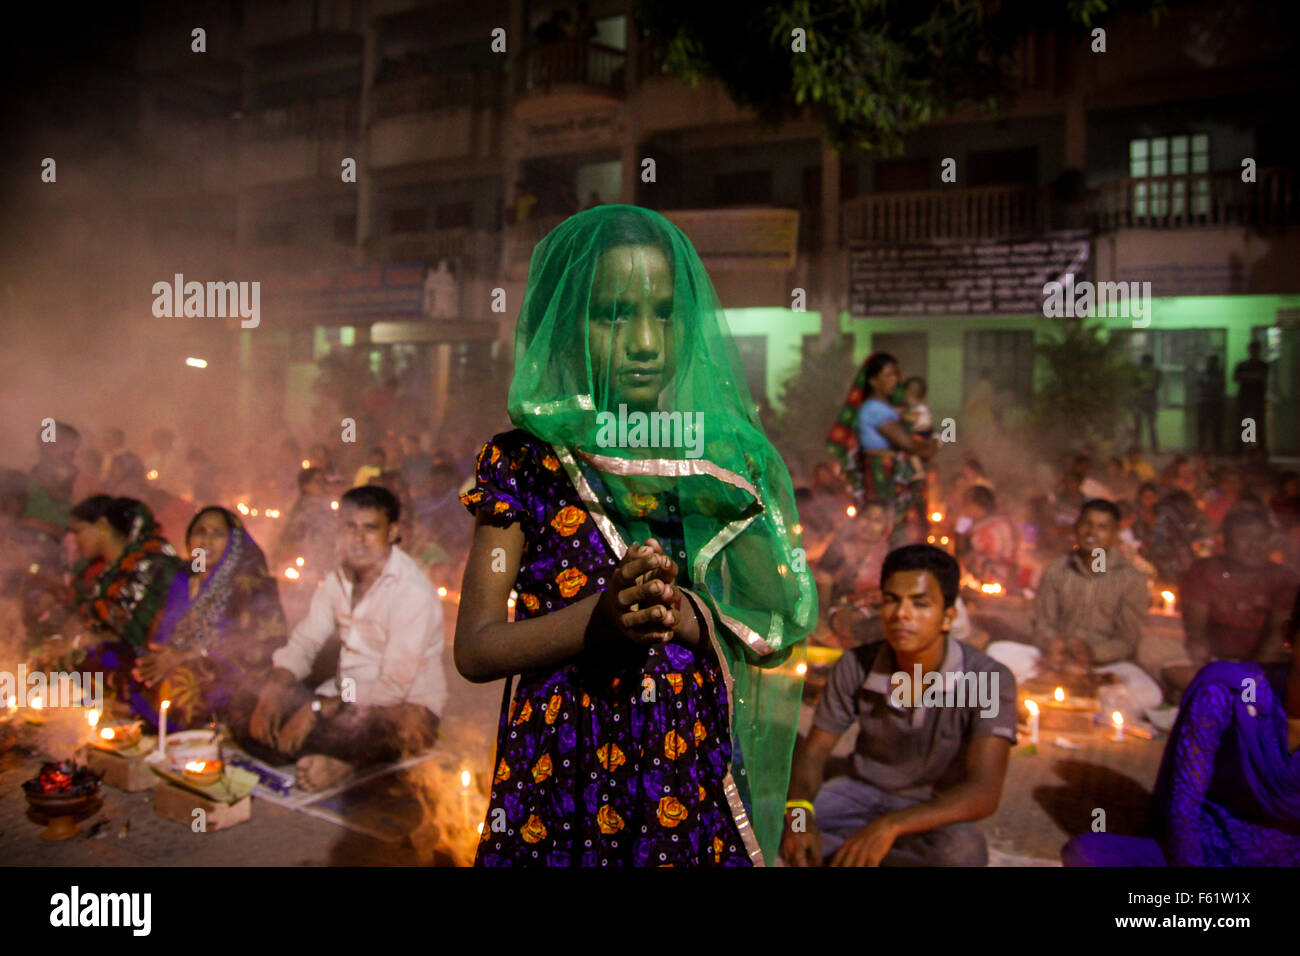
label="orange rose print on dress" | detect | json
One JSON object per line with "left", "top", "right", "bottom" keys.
{"left": 520, "top": 814, "right": 547, "bottom": 843}
{"left": 693, "top": 719, "right": 707, "bottom": 744}
{"left": 494, "top": 758, "right": 511, "bottom": 783}
{"left": 698, "top": 784, "right": 707, "bottom": 803}
{"left": 461, "top": 489, "right": 483, "bottom": 505}
{"left": 693, "top": 672, "right": 705, "bottom": 687}
{"left": 581, "top": 692, "right": 591, "bottom": 708}
{"left": 621, "top": 492, "right": 659, "bottom": 517}
{"left": 596, "top": 804, "right": 625, "bottom": 834}
{"left": 532, "top": 753, "right": 553, "bottom": 783}
{"left": 493, "top": 501, "right": 511, "bottom": 515}
{"left": 555, "top": 567, "right": 587, "bottom": 598}
{"left": 596, "top": 742, "right": 626, "bottom": 771}
{"left": 713, "top": 836, "right": 725, "bottom": 863}
{"left": 549, "top": 505, "right": 586, "bottom": 536}
{"left": 544, "top": 693, "right": 563, "bottom": 724}
{"left": 489, "top": 446, "right": 501, "bottom": 464}
{"left": 665, "top": 673, "right": 683, "bottom": 695}
{"left": 542, "top": 455, "right": 560, "bottom": 471}
{"left": 520, "top": 593, "right": 540, "bottom": 613}
{"left": 664, "top": 730, "right": 689, "bottom": 760}
{"left": 513, "top": 700, "right": 533, "bottom": 725}
{"left": 657, "top": 795, "right": 689, "bottom": 828}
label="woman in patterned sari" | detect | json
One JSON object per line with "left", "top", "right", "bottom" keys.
{"left": 67, "top": 496, "right": 183, "bottom": 700}
{"left": 133, "top": 506, "right": 287, "bottom": 732}
{"left": 827, "top": 352, "right": 935, "bottom": 546}
{"left": 456, "top": 205, "right": 817, "bottom": 866}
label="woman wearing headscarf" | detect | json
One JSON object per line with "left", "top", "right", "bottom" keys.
{"left": 132, "top": 506, "right": 288, "bottom": 732}
{"left": 1063, "top": 652, "right": 1300, "bottom": 866}
{"left": 67, "top": 496, "right": 183, "bottom": 697}
{"left": 456, "top": 205, "right": 817, "bottom": 866}
{"left": 826, "top": 352, "right": 935, "bottom": 546}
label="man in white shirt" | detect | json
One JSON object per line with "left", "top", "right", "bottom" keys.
{"left": 248, "top": 485, "right": 446, "bottom": 791}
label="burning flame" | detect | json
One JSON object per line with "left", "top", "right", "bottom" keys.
{"left": 185, "top": 760, "right": 209, "bottom": 772}
{"left": 251, "top": 508, "right": 259, "bottom": 516}
{"left": 100, "top": 727, "right": 115, "bottom": 740}
{"left": 795, "top": 661, "right": 807, "bottom": 676}
{"left": 146, "top": 469, "right": 159, "bottom": 481}
{"left": 31, "top": 695, "right": 43, "bottom": 710}
{"left": 1160, "top": 589, "right": 1175, "bottom": 603}
{"left": 476, "top": 822, "right": 484, "bottom": 835}
{"left": 1024, "top": 699, "right": 1039, "bottom": 716}
{"left": 927, "top": 535, "right": 936, "bottom": 543}
{"left": 930, "top": 511, "right": 943, "bottom": 522}
{"left": 1111, "top": 711, "right": 1124, "bottom": 727}
{"left": 330, "top": 500, "right": 340, "bottom": 510}
{"left": 1053, "top": 687, "right": 1065, "bottom": 703}
{"left": 460, "top": 770, "right": 472, "bottom": 789}
{"left": 940, "top": 536, "right": 949, "bottom": 545}
{"left": 845, "top": 506, "right": 857, "bottom": 518}
{"left": 437, "top": 586, "right": 447, "bottom": 597}
{"left": 980, "top": 582, "right": 1003, "bottom": 595}
{"left": 792, "top": 523, "right": 802, "bottom": 535}
{"left": 301, "top": 459, "right": 311, "bottom": 469}
{"left": 86, "top": 709, "right": 100, "bottom": 727}
{"left": 284, "top": 567, "right": 301, "bottom": 580}
{"left": 295, "top": 556, "right": 305, "bottom": 567}
{"left": 236, "top": 502, "right": 249, "bottom": 515}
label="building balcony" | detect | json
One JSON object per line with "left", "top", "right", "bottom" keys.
{"left": 372, "top": 69, "right": 506, "bottom": 119}
{"left": 1090, "top": 169, "right": 1295, "bottom": 232}
{"left": 513, "top": 41, "right": 626, "bottom": 117}
{"left": 368, "top": 228, "right": 501, "bottom": 275}
{"left": 841, "top": 185, "right": 1053, "bottom": 243}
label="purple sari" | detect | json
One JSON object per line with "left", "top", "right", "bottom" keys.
{"left": 1064, "top": 661, "right": 1300, "bottom": 866}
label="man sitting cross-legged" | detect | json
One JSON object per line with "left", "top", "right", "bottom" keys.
{"left": 781, "top": 545, "right": 1016, "bottom": 867}
{"left": 246, "top": 485, "right": 446, "bottom": 791}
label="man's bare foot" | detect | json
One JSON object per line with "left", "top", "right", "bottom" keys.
{"left": 296, "top": 754, "right": 354, "bottom": 792}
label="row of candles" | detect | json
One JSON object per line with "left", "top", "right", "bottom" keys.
{"left": 1022, "top": 686, "right": 1125, "bottom": 744}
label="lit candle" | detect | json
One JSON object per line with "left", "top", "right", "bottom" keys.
{"left": 795, "top": 661, "right": 808, "bottom": 677}
{"left": 437, "top": 586, "right": 448, "bottom": 597}
{"left": 295, "top": 556, "right": 305, "bottom": 567}
{"left": 158, "top": 699, "right": 171, "bottom": 757}
{"left": 87, "top": 709, "right": 100, "bottom": 727}
{"left": 330, "top": 500, "right": 339, "bottom": 511}
{"left": 930, "top": 511, "right": 943, "bottom": 522}
{"left": 1053, "top": 687, "right": 1065, "bottom": 704}
{"left": 846, "top": 506, "right": 857, "bottom": 518}
{"left": 31, "top": 695, "right": 43, "bottom": 710}
{"left": 100, "top": 727, "right": 115, "bottom": 740}
{"left": 1024, "top": 699, "right": 1040, "bottom": 744}
{"left": 1112, "top": 710, "right": 1124, "bottom": 742}
{"left": 301, "top": 459, "right": 311, "bottom": 469}
{"left": 1160, "top": 590, "right": 1175, "bottom": 615}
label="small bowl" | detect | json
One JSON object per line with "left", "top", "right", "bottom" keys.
{"left": 182, "top": 760, "right": 224, "bottom": 787}
{"left": 94, "top": 722, "right": 142, "bottom": 750}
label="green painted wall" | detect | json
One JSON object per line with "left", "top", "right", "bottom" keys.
{"left": 726, "top": 307, "right": 823, "bottom": 412}
{"left": 839, "top": 294, "right": 1300, "bottom": 451}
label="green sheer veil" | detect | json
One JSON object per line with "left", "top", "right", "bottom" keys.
{"left": 506, "top": 204, "right": 817, "bottom": 864}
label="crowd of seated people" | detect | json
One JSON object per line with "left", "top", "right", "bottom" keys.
{"left": 2, "top": 418, "right": 472, "bottom": 793}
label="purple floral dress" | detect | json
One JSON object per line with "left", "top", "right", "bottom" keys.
{"left": 460, "top": 429, "right": 751, "bottom": 866}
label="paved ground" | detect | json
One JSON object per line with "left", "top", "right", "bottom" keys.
{"left": 1, "top": 605, "right": 1168, "bottom": 866}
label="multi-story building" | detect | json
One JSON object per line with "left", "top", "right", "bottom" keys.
{"left": 133, "top": 0, "right": 1300, "bottom": 454}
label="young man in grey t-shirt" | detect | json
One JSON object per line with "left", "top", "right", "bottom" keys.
{"left": 782, "top": 544, "right": 1016, "bottom": 866}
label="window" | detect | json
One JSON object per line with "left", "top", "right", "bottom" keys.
{"left": 963, "top": 331, "right": 1034, "bottom": 406}
{"left": 714, "top": 170, "right": 772, "bottom": 206}
{"left": 1129, "top": 134, "right": 1210, "bottom": 218}
{"left": 967, "top": 147, "right": 1038, "bottom": 187}
{"left": 873, "top": 157, "right": 930, "bottom": 192}
{"left": 1114, "top": 328, "right": 1226, "bottom": 408}
{"left": 390, "top": 206, "right": 428, "bottom": 233}
{"left": 436, "top": 201, "right": 474, "bottom": 229}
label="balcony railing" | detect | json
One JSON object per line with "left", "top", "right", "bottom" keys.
{"left": 374, "top": 228, "right": 500, "bottom": 274}
{"left": 1091, "top": 169, "right": 1295, "bottom": 231}
{"left": 514, "top": 41, "right": 626, "bottom": 97}
{"left": 373, "top": 68, "right": 506, "bottom": 119}
{"left": 244, "top": 96, "right": 359, "bottom": 141}
{"left": 842, "top": 185, "right": 1050, "bottom": 243}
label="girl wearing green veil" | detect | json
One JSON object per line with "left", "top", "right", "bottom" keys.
{"left": 456, "top": 204, "right": 816, "bottom": 866}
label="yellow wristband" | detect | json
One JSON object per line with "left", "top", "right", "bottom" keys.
{"left": 785, "top": 799, "right": 815, "bottom": 817}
